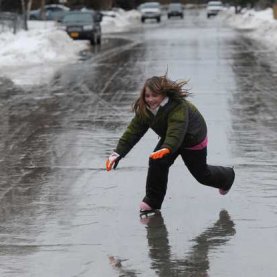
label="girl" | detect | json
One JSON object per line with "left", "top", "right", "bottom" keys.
{"left": 106, "top": 74, "right": 235, "bottom": 213}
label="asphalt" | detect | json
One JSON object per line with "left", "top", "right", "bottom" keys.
{"left": 0, "top": 9, "right": 277, "bottom": 277}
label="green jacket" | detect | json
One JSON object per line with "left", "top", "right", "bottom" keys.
{"left": 115, "top": 98, "right": 207, "bottom": 157}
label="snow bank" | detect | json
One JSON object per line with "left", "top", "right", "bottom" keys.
{"left": 101, "top": 9, "right": 141, "bottom": 33}
{"left": 0, "top": 28, "right": 87, "bottom": 66}
{"left": 0, "top": 9, "right": 141, "bottom": 69}
{"left": 0, "top": 9, "right": 140, "bottom": 86}
{"left": 224, "top": 8, "right": 277, "bottom": 48}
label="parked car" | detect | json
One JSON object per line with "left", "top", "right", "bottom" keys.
{"left": 167, "top": 3, "right": 184, "bottom": 19}
{"left": 206, "top": 1, "right": 223, "bottom": 18}
{"left": 29, "top": 4, "right": 70, "bottom": 21}
{"left": 59, "top": 11, "right": 102, "bottom": 45}
{"left": 140, "top": 2, "right": 162, "bottom": 23}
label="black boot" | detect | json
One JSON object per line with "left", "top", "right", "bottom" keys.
{"left": 219, "top": 167, "right": 235, "bottom": 195}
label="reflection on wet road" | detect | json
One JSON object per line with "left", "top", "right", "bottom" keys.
{"left": 142, "top": 210, "right": 235, "bottom": 277}
{"left": 0, "top": 9, "right": 277, "bottom": 277}
{"left": 230, "top": 36, "right": 277, "bottom": 195}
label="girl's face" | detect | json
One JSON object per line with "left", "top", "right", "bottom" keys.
{"left": 144, "top": 86, "right": 165, "bottom": 110}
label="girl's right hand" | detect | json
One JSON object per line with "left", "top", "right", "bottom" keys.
{"left": 150, "top": 148, "right": 170, "bottom": 159}
{"left": 106, "top": 152, "right": 121, "bottom": 171}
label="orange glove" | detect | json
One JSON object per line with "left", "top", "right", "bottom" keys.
{"left": 150, "top": 148, "right": 171, "bottom": 159}
{"left": 106, "top": 152, "right": 121, "bottom": 171}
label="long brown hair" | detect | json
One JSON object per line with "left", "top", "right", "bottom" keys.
{"left": 133, "top": 74, "right": 189, "bottom": 118}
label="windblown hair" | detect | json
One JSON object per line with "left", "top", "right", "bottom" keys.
{"left": 133, "top": 74, "right": 190, "bottom": 118}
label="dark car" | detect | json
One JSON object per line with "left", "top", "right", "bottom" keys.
{"left": 60, "top": 11, "right": 102, "bottom": 45}
{"left": 167, "top": 3, "right": 184, "bottom": 19}
{"left": 29, "top": 4, "right": 70, "bottom": 21}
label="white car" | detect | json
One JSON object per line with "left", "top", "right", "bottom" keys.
{"left": 29, "top": 4, "right": 70, "bottom": 21}
{"left": 139, "top": 2, "right": 162, "bottom": 23}
{"left": 206, "top": 1, "right": 223, "bottom": 18}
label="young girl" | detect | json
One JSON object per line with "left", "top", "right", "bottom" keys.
{"left": 106, "top": 74, "right": 235, "bottom": 213}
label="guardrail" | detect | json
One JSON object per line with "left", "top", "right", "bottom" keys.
{"left": 0, "top": 12, "right": 24, "bottom": 34}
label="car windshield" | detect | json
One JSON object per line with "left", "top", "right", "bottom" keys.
{"left": 169, "top": 4, "right": 182, "bottom": 10}
{"left": 143, "top": 3, "right": 160, "bottom": 8}
{"left": 208, "top": 2, "right": 223, "bottom": 6}
{"left": 62, "top": 13, "right": 92, "bottom": 23}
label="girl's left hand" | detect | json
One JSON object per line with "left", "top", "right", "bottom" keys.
{"left": 150, "top": 148, "right": 170, "bottom": 159}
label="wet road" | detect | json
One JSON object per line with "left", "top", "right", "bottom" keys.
{"left": 0, "top": 9, "right": 277, "bottom": 277}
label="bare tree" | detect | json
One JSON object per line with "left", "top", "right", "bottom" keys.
{"left": 20, "top": 0, "right": 34, "bottom": 30}
{"left": 20, "top": 0, "right": 28, "bottom": 30}
{"left": 27, "top": 0, "right": 33, "bottom": 14}
{"left": 40, "top": 0, "right": 45, "bottom": 20}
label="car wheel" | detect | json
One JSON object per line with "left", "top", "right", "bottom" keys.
{"left": 90, "top": 35, "right": 96, "bottom": 45}
{"left": 141, "top": 17, "right": 145, "bottom": 23}
{"left": 157, "top": 17, "right": 161, "bottom": 23}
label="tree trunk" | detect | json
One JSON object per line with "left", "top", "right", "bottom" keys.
{"left": 21, "top": 0, "right": 28, "bottom": 30}
{"left": 27, "top": 0, "right": 33, "bottom": 17}
{"left": 40, "top": 0, "right": 45, "bottom": 20}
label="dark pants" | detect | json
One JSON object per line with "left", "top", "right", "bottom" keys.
{"left": 143, "top": 146, "right": 235, "bottom": 209}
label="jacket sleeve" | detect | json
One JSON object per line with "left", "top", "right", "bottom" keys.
{"left": 115, "top": 115, "right": 149, "bottom": 157}
{"left": 161, "top": 104, "right": 189, "bottom": 153}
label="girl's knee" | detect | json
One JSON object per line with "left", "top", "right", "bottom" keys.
{"left": 149, "top": 157, "right": 172, "bottom": 168}
{"left": 193, "top": 171, "right": 211, "bottom": 185}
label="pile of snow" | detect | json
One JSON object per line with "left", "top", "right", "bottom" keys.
{"left": 101, "top": 8, "right": 141, "bottom": 33}
{"left": 224, "top": 8, "right": 277, "bottom": 48}
{"left": 0, "top": 9, "right": 140, "bottom": 86}
{"left": 0, "top": 24, "right": 87, "bottom": 66}
{"left": 0, "top": 9, "right": 140, "bottom": 68}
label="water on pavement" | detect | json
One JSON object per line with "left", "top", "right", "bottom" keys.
{"left": 0, "top": 9, "right": 277, "bottom": 277}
